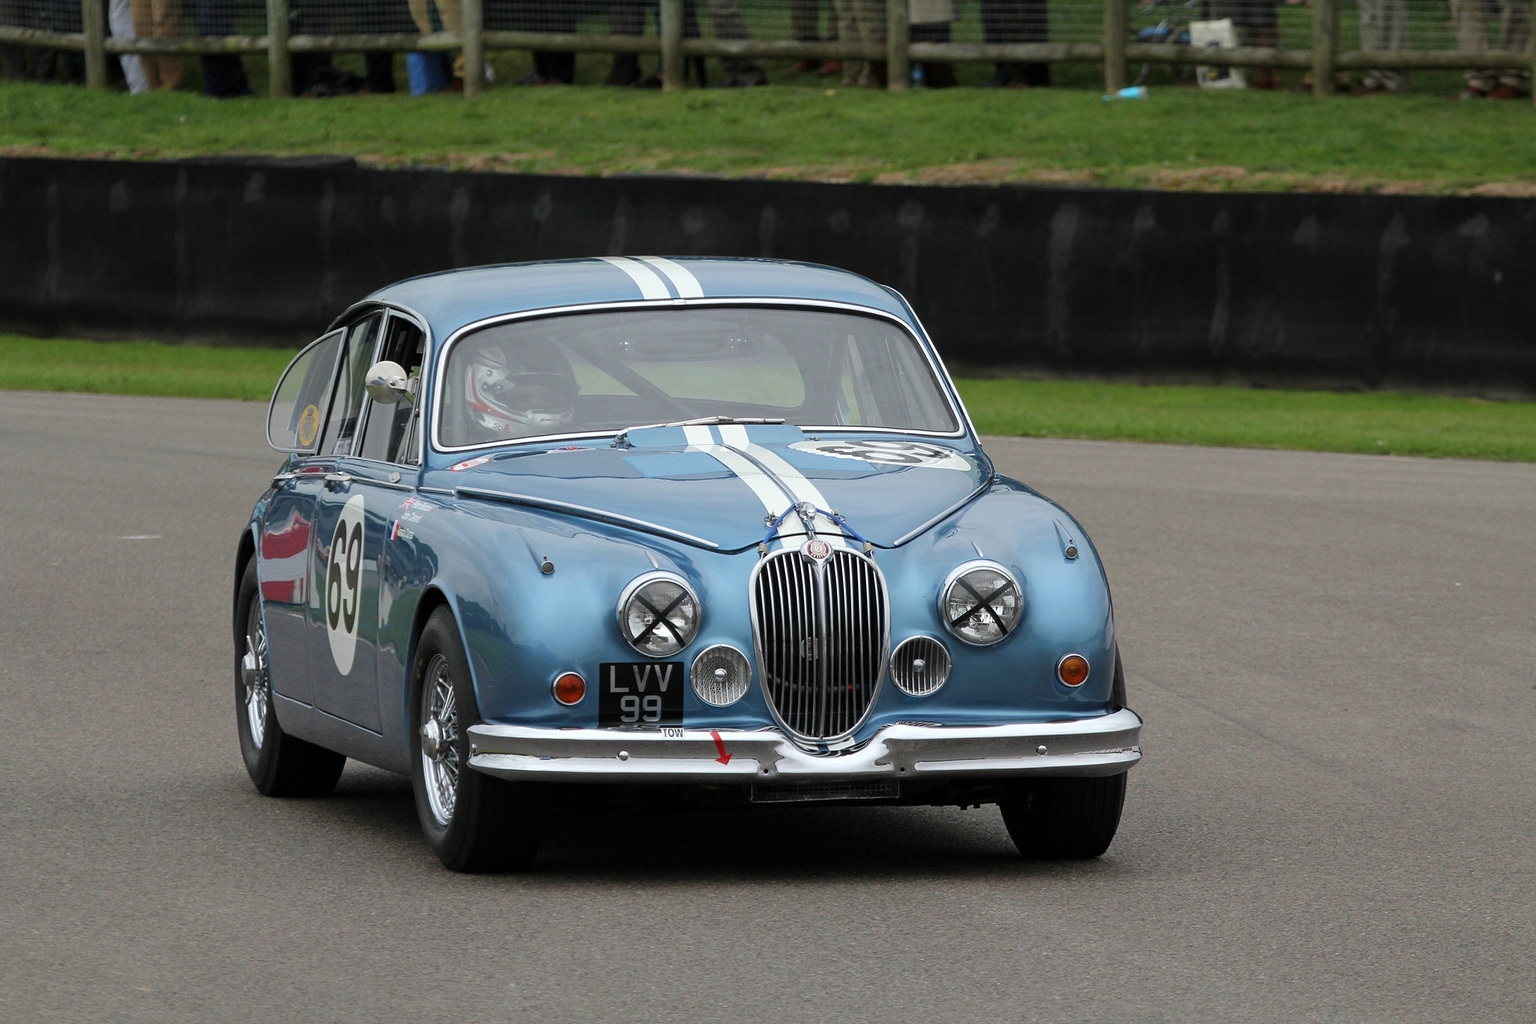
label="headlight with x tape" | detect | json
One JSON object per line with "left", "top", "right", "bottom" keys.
{"left": 617, "top": 571, "right": 701, "bottom": 657}
{"left": 940, "top": 561, "right": 1024, "bottom": 646}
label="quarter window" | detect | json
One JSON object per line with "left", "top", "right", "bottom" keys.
{"left": 266, "top": 329, "right": 344, "bottom": 454}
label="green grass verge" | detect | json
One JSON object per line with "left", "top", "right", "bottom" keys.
{"left": 0, "top": 335, "right": 296, "bottom": 401}
{"left": 4, "top": 335, "right": 1532, "bottom": 461}
{"left": 958, "top": 377, "right": 1536, "bottom": 461}
{"left": 3, "top": 76, "right": 1533, "bottom": 193}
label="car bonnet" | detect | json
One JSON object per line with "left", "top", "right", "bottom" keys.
{"left": 441, "top": 423, "right": 991, "bottom": 552}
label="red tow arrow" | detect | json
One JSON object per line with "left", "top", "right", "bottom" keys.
{"left": 710, "top": 730, "right": 732, "bottom": 765}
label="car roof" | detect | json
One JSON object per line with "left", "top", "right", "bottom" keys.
{"left": 350, "top": 257, "right": 914, "bottom": 341}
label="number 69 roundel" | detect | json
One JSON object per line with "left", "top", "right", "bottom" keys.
{"left": 326, "top": 494, "right": 366, "bottom": 675}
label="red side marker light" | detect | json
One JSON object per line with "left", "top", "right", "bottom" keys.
{"left": 552, "top": 672, "right": 586, "bottom": 705}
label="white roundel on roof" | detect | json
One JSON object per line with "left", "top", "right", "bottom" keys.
{"left": 326, "top": 494, "right": 366, "bottom": 675}
{"left": 790, "top": 439, "right": 973, "bottom": 472}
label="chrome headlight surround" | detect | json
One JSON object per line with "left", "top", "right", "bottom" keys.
{"left": 939, "top": 560, "right": 1023, "bottom": 646}
{"left": 617, "top": 571, "right": 700, "bottom": 658}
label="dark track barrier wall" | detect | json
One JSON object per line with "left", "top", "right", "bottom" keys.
{"left": 3, "top": 155, "right": 1534, "bottom": 390}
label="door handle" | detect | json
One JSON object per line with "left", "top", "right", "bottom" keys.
{"left": 323, "top": 472, "right": 353, "bottom": 491}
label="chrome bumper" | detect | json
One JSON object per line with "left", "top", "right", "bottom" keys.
{"left": 466, "top": 708, "right": 1142, "bottom": 785}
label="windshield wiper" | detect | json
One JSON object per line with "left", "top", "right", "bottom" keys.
{"left": 611, "top": 416, "right": 786, "bottom": 448}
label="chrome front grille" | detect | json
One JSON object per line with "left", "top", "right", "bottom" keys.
{"left": 750, "top": 547, "right": 889, "bottom": 743}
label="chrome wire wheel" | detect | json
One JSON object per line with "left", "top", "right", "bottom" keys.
{"left": 240, "top": 601, "right": 271, "bottom": 749}
{"left": 420, "top": 653, "right": 460, "bottom": 827}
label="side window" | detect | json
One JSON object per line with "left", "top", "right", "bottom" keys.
{"left": 319, "top": 315, "right": 381, "bottom": 458}
{"left": 358, "top": 316, "right": 428, "bottom": 465}
{"left": 266, "top": 330, "right": 345, "bottom": 454}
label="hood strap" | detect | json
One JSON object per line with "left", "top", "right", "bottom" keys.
{"left": 757, "top": 504, "right": 875, "bottom": 557}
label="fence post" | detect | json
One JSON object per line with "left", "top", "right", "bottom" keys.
{"left": 267, "top": 0, "right": 291, "bottom": 97}
{"left": 82, "top": 0, "right": 107, "bottom": 89}
{"left": 1310, "top": 0, "right": 1336, "bottom": 96}
{"left": 887, "top": 0, "right": 909, "bottom": 91}
{"left": 1103, "top": 0, "right": 1127, "bottom": 92}
{"left": 660, "top": 0, "right": 684, "bottom": 92}
{"left": 462, "top": 0, "right": 483, "bottom": 98}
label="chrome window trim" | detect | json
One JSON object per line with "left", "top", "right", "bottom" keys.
{"left": 938, "top": 559, "right": 1024, "bottom": 647}
{"left": 428, "top": 298, "right": 971, "bottom": 456}
{"left": 616, "top": 570, "right": 702, "bottom": 658}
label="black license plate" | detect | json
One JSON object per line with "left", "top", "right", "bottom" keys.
{"left": 597, "top": 662, "right": 685, "bottom": 727}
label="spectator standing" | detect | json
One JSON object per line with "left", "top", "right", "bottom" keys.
{"left": 834, "top": 0, "right": 885, "bottom": 87}
{"left": 409, "top": 0, "right": 467, "bottom": 83}
{"left": 189, "top": 0, "right": 252, "bottom": 96}
{"left": 1355, "top": 0, "right": 1409, "bottom": 93}
{"left": 1453, "top": 0, "right": 1530, "bottom": 97}
{"left": 488, "top": 0, "right": 577, "bottom": 85}
{"left": 982, "top": 0, "right": 1048, "bottom": 87}
{"left": 129, "top": 0, "right": 183, "bottom": 89}
{"left": 704, "top": 0, "right": 767, "bottom": 85}
{"left": 910, "top": 0, "right": 955, "bottom": 87}
{"left": 1210, "top": 0, "right": 1280, "bottom": 88}
{"left": 107, "top": 0, "right": 149, "bottom": 93}
{"left": 789, "top": 0, "right": 840, "bottom": 75}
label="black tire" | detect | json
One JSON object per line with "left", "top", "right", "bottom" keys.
{"left": 410, "top": 607, "right": 545, "bottom": 872}
{"left": 999, "top": 773, "right": 1128, "bottom": 860}
{"left": 235, "top": 559, "right": 346, "bottom": 797}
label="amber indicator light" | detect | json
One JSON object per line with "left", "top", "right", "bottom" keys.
{"left": 1057, "top": 655, "right": 1090, "bottom": 687}
{"left": 552, "top": 672, "right": 586, "bottom": 705}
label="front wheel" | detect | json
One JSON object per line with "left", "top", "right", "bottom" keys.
{"left": 235, "top": 559, "right": 346, "bottom": 797}
{"left": 999, "top": 773, "right": 1127, "bottom": 859}
{"left": 410, "top": 607, "right": 545, "bottom": 872}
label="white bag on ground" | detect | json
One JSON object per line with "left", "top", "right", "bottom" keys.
{"left": 1189, "top": 18, "right": 1246, "bottom": 89}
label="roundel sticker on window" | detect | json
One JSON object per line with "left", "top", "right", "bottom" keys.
{"left": 296, "top": 404, "right": 321, "bottom": 448}
{"left": 326, "top": 494, "right": 366, "bottom": 675}
{"left": 790, "top": 439, "right": 973, "bottom": 472}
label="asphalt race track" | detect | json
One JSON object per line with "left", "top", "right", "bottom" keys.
{"left": 2, "top": 390, "right": 1532, "bottom": 1024}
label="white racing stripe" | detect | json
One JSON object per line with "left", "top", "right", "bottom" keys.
{"left": 717, "top": 425, "right": 848, "bottom": 549}
{"left": 596, "top": 256, "right": 671, "bottom": 300}
{"left": 638, "top": 257, "right": 704, "bottom": 299}
{"left": 682, "top": 425, "right": 798, "bottom": 547}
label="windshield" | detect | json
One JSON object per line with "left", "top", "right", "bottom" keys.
{"left": 436, "top": 306, "right": 960, "bottom": 449}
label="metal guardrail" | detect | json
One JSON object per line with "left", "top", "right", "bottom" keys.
{"left": 2, "top": 0, "right": 1534, "bottom": 100}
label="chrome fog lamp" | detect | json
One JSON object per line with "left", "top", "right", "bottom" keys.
{"left": 618, "top": 572, "right": 700, "bottom": 657}
{"left": 940, "top": 561, "right": 1023, "bottom": 646}
{"left": 891, "top": 636, "right": 952, "bottom": 697}
{"left": 691, "top": 645, "right": 752, "bottom": 706}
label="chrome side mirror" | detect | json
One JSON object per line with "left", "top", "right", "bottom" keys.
{"left": 365, "top": 361, "right": 417, "bottom": 405}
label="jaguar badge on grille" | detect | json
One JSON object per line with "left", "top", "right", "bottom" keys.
{"left": 802, "top": 538, "right": 832, "bottom": 562}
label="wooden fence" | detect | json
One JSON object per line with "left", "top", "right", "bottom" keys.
{"left": 2, "top": 0, "right": 1534, "bottom": 100}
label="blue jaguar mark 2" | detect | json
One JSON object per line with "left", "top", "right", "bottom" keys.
{"left": 234, "top": 257, "right": 1142, "bottom": 871}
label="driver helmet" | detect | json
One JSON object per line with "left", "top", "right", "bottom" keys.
{"left": 464, "top": 340, "right": 579, "bottom": 437}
